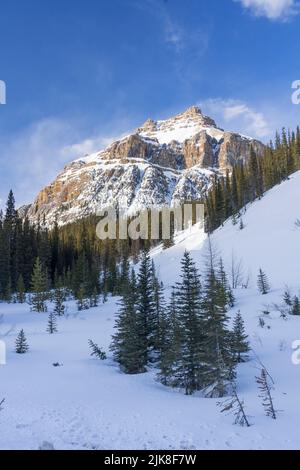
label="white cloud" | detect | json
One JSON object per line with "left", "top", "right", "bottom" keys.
{"left": 0, "top": 118, "right": 129, "bottom": 208}
{"left": 235, "top": 0, "right": 299, "bottom": 20}
{"left": 201, "top": 98, "right": 271, "bottom": 139}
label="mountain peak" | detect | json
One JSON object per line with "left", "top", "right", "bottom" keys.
{"left": 181, "top": 105, "right": 203, "bottom": 116}
{"left": 137, "top": 105, "right": 218, "bottom": 145}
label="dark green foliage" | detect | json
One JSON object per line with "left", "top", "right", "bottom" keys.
{"left": 283, "top": 288, "right": 292, "bottom": 306}
{"left": 136, "top": 251, "right": 157, "bottom": 364}
{"left": 201, "top": 246, "right": 235, "bottom": 398}
{"left": 172, "top": 250, "right": 204, "bottom": 395}
{"left": 206, "top": 128, "right": 300, "bottom": 233}
{"left": 291, "top": 296, "right": 300, "bottom": 315}
{"left": 15, "top": 329, "right": 29, "bottom": 354}
{"left": 76, "top": 286, "right": 90, "bottom": 311}
{"left": 257, "top": 269, "right": 270, "bottom": 295}
{"left": 30, "top": 257, "right": 48, "bottom": 312}
{"left": 232, "top": 311, "right": 250, "bottom": 363}
{"left": 256, "top": 368, "right": 277, "bottom": 419}
{"left": 16, "top": 274, "right": 26, "bottom": 303}
{"left": 110, "top": 270, "right": 147, "bottom": 374}
{"left": 53, "top": 279, "right": 66, "bottom": 316}
{"left": 157, "top": 289, "right": 182, "bottom": 386}
{"left": 47, "top": 312, "right": 58, "bottom": 334}
{"left": 88, "top": 340, "right": 107, "bottom": 360}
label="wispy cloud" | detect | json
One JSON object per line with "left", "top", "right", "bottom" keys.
{"left": 0, "top": 117, "right": 130, "bottom": 208}
{"left": 201, "top": 98, "right": 271, "bottom": 139}
{"left": 235, "top": 0, "right": 299, "bottom": 20}
{"left": 132, "top": 0, "right": 210, "bottom": 64}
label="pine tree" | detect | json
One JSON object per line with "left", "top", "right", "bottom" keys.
{"left": 47, "top": 312, "right": 58, "bottom": 334}
{"left": 291, "top": 296, "right": 300, "bottom": 315}
{"left": 217, "top": 258, "right": 235, "bottom": 311}
{"left": 219, "top": 387, "right": 251, "bottom": 427}
{"left": 239, "top": 218, "right": 245, "bottom": 230}
{"left": 256, "top": 368, "right": 277, "bottom": 419}
{"left": 172, "top": 251, "right": 204, "bottom": 395}
{"left": 88, "top": 339, "right": 107, "bottom": 360}
{"left": 201, "top": 245, "right": 235, "bottom": 397}
{"left": 232, "top": 311, "right": 250, "bottom": 363}
{"left": 110, "top": 271, "right": 146, "bottom": 374}
{"left": 76, "top": 286, "right": 89, "bottom": 311}
{"left": 30, "top": 257, "right": 48, "bottom": 312}
{"left": 283, "top": 288, "right": 292, "bottom": 306}
{"left": 151, "top": 266, "right": 166, "bottom": 360}
{"left": 16, "top": 274, "right": 26, "bottom": 303}
{"left": 15, "top": 329, "right": 29, "bottom": 354}
{"left": 157, "top": 289, "right": 182, "bottom": 386}
{"left": 53, "top": 280, "right": 65, "bottom": 316}
{"left": 257, "top": 269, "right": 270, "bottom": 295}
{"left": 136, "top": 250, "right": 156, "bottom": 365}
{"left": 89, "top": 287, "right": 99, "bottom": 308}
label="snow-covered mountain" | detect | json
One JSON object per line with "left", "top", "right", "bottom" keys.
{"left": 2, "top": 170, "right": 300, "bottom": 449}
{"left": 23, "top": 106, "right": 264, "bottom": 227}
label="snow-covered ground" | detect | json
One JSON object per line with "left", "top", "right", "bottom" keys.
{"left": 1, "top": 172, "right": 300, "bottom": 450}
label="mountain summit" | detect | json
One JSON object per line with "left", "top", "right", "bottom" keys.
{"left": 24, "top": 106, "right": 264, "bottom": 227}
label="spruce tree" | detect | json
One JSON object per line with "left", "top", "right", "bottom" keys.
{"left": 110, "top": 271, "right": 146, "bottom": 374}
{"left": 201, "top": 245, "right": 235, "bottom": 397}
{"left": 136, "top": 250, "right": 156, "bottom": 365}
{"left": 291, "top": 296, "right": 300, "bottom": 315}
{"left": 256, "top": 368, "right": 277, "bottom": 419}
{"left": 219, "top": 387, "right": 251, "bottom": 427}
{"left": 53, "top": 279, "right": 66, "bottom": 316}
{"left": 232, "top": 311, "right": 250, "bottom": 363}
{"left": 283, "top": 288, "right": 292, "bottom": 307}
{"left": 30, "top": 257, "right": 48, "bottom": 312}
{"left": 47, "top": 312, "right": 58, "bottom": 334}
{"left": 151, "top": 266, "right": 166, "bottom": 360}
{"left": 88, "top": 340, "right": 107, "bottom": 360}
{"left": 89, "top": 287, "right": 99, "bottom": 308}
{"left": 257, "top": 269, "right": 270, "bottom": 295}
{"left": 173, "top": 251, "right": 204, "bottom": 395}
{"left": 16, "top": 274, "right": 26, "bottom": 303}
{"left": 158, "top": 289, "right": 182, "bottom": 386}
{"left": 15, "top": 329, "right": 29, "bottom": 354}
{"left": 77, "top": 286, "right": 89, "bottom": 311}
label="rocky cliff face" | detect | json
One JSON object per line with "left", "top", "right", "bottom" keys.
{"left": 24, "top": 106, "right": 264, "bottom": 227}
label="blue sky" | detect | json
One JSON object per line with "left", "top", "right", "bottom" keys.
{"left": 0, "top": 0, "right": 300, "bottom": 208}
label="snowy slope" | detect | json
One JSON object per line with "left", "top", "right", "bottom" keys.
{"left": 2, "top": 171, "right": 300, "bottom": 449}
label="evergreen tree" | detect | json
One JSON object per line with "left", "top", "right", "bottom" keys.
{"left": 88, "top": 339, "right": 107, "bottom": 360}
{"left": 16, "top": 274, "right": 26, "bottom": 303}
{"left": 89, "top": 287, "right": 99, "bottom": 308}
{"left": 110, "top": 271, "right": 146, "bottom": 374}
{"left": 15, "top": 329, "right": 29, "bottom": 354}
{"left": 232, "top": 311, "right": 250, "bottom": 363}
{"left": 53, "top": 279, "right": 66, "bottom": 316}
{"left": 158, "top": 289, "right": 182, "bottom": 386}
{"left": 257, "top": 268, "right": 270, "bottom": 295}
{"left": 76, "top": 286, "right": 89, "bottom": 311}
{"left": 30, "top": 257, "right": 48, "bottom": 312}
{"left": 201, "top": 245, "right": 235, "bottom": 397}
{"left": 219, "top": 387, "right": 251, "bottom": 427}
{"left": 256, "top": 368, "right": 277, "bottom": 419}
{"left": 47, "top": 312, "right": 58, "bottom": 334}
{"left": 136, "top": 250, "right": 156, "bottom": 365}
{"left": 283, "top": 288, "right": 292, "bottom": 307}
{"left": 172, "top": 251, "right": 204, "bottom": 395}
{"left": 291, "top": 296, "right": 300, "bottom": 315}
{"left": 151, "top": 265, "right": 166, "bottom": 359}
